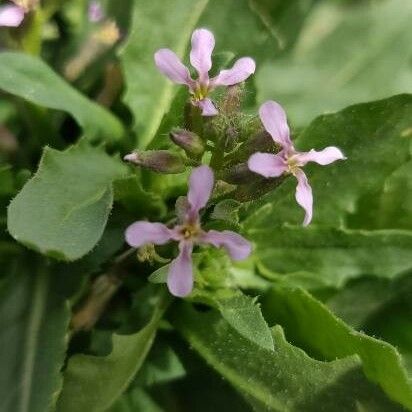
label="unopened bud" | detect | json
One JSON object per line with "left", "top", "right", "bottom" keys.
{"left": 124, "top": 150, "right": 185, "bottom": 174}
{"left": 169, "top": 129, "right": 204, "bottom": 156}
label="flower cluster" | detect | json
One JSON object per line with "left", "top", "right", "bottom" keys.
{"left": 125, "top": 28, "right": 345, "bottom": 297}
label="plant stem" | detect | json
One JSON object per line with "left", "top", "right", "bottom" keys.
{"left": 69, "top": 248, "right": 136, "bottom": 335}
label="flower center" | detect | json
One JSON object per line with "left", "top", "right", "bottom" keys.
{"left": 179, "top": 223, "right": 201, "bottom": 240}
{"left": 286, "top": 155, "right": 301, "bottom": 175}
{"left": 192, "top": 82, "right": 210, "bottom": 101}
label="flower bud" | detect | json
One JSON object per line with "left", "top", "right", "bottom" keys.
{"left": 124, "top": 150, "right": 185, "bottom": 174}
{"left": 169, "top": 129, "right": 204, "bottom": 156}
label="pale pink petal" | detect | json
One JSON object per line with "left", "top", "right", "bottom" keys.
{"left": 212, "top": 57, "right": 256, "bottom": 86}
{"left": 196, "top": 98, "right": 218, "bottom": 116}
{"left": 248, "top": 152, "right": 287, "bottom": 178}
{"left": 294, "top": 170, "right": 313, "bottom": 226}
{"left": 295, "top": 147, "right": 346, "bottom": 166}
{"left": 88, "top": 1, "right": 104, "bottom": 22}
{"left": 190, "top": 28, "right": 215, "bottom": 81}
{"left": 200, "top": 230, "right": 252, "bottom": 261}
{"left": 125, "top": 221, "right": 173, "bottom": 248}
{"left": 154, "top": 49, "right": 192, "bottom": 85}
{"left": 259, "top": 101, "right": 293, "bottom": 149}
{"left": 0, "top": 4, "right": 24, "bottom": 27}
{"left": 167, "top": 242, "right": 193, "bottom": 297}
{"left": 187, "top": 165, "right": 214, "bottom": 220}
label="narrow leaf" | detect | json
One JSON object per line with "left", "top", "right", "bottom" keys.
{"left": 0, "top": 52, "right": 124, "bottom": 141}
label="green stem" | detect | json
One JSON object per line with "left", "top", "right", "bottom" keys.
{"left": 19, "top": 9, "right": 44, "bottom": 56}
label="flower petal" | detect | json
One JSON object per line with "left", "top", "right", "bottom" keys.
{"left": 125, "top": 221, "right": 173, "bottom": 248}
{"left": 295, "top": 147, "right": 346, "bottom": 166}
{"left": 0, "top": 4, "right": 24, "bottom": 27}
{"left": 167, "top": 242, "right": 193, "bottom": 297}
{"left": 259, "top": 100, "right": 292, "bottom": 149}
{"left": 154, "top": 49, "right": 192, "bottom": 85}
{"left": 248, "top": 152, "right": 287, "bottom": 178}
{"left": 294, "top": 170, "right": 313, "bottom": 226}
{"left": 212, "top": 57, "right": 256, "bottom": 86}
{"left": 187, "top": 165, "right": 214, "bottom": 219}
{"left": 201, "top": 230, "right": 252, "bottom": 261}
{"left": 190, "top": 28, "right": 215, "bottom": 80}
{"left": 196, "top": 98, "right": 218, "bottom": 116}
{"left": 88, "top": 0, "right": 104, "bottom": 22}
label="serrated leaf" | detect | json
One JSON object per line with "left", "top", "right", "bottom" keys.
{"left": 0, "top": 52, "right": 123, "bottom": 142}
{"left": 8, "top": 143, "right": 127, "bottom": 261}
{"left": 193, "top": 289, "right": 274, "bottom": 351}
{"left": 262, "top": 286, "right": 412, "bottom": 410}
{"left": 56, "top": 288, "right": 171, "bottom": 412}
{"left": 172, "top": 303, "right": 403, "bottom": 411}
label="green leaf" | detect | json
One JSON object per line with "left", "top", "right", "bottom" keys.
{"left": 262, "top": 286, "right": 412, "bottom": 410}
{"left": 114, "top": 175, "right": 166, "bottom": 219}
{"left": 0, "top": 261, "right": 71, "bottom": 412}
{"left": 244, "top": 95, "right": 412, "bottom": 287}
{"left": 378, "top": 161, "right": 412, "bottom": 230}
{"left": 0, "top": 52, "right": 124, "bottom": 142}
{"left": 172, "top": 303, "right": 403, "bottom": 411}
{"left": 325, "top": 276, "right": 408, "bottom": 329}
{"left": 108, "top": 387, "right": 163, "bottom": 412}
{"left": 250, "top": 226, "right": 412, "bottom": 288}
{"left": 120, "top": 0, "right": 209, "bottom": 148}
{"left": 8, "top": 142, "right": 127, "bottom": 261}
{"left": 56, "top": 288, "right": 171, "bottom": 412}
{"left": 134, "top": 341, "right": 185, "bottom": 387}
{"left": 193, "top": 289, "right": 274, "bottom": 351}
{"left": 256, "top": 0, "right": 412, "bottom": 125}
{"left": 248, "top": 0, "right": 317, "bottom": 54}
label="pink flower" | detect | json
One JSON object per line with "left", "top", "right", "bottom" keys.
{"left": 0, "top": 2, "right": 25, "bottom": 27}
{"left": 88, "top": 1, "right": 104, "bottom": 23}
{"left": 125, "top": 165, "right": 252, "bottom": 297}
{"left": 248, "top": 101, "right": 346, "bottom": 226}
{"left": 154, "top": 28, "right": 256, "bottom": 116}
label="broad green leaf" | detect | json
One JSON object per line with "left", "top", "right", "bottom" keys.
{"left": 0, "top": 261, "right": 71, "bottom": 412}
{"left": 326, "top": 276, "right": 403, "bottom": 329}
{"left": 248, "top": 0, "right": 317, "bottom": 54}
{"left": 262, "top": 286, "right": 412, "bottom": 410}
{"left": 200, "top": 0, "right": 317, "bottom": 64}
{"left": 172, "top": 303, "right": 402, "bottom": 411}
{"left": 256, "top": 0, "right": 412, "bottom": 125}
{"left": 56, "top": 288, "right": 171, "bottom": 412}
{"left": 0, "top": 52, "right": 124, "bottom": 141}
{"left": 378, "top": 161, "right": 412, "bottom": 230}
{"left": 250, "top": 226, "right": 412, "bottom": 288}
{"left": 193, "top": 289, "right": 274, "bottom": 351}
{"left": 244, "top": 95, "right": 412, "bottom": 287}
{"left": 8, "top": 142, "right": 127, "bottom": 261}
{"left": 120, "top": 0, "right": 209, "bottom": 148}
